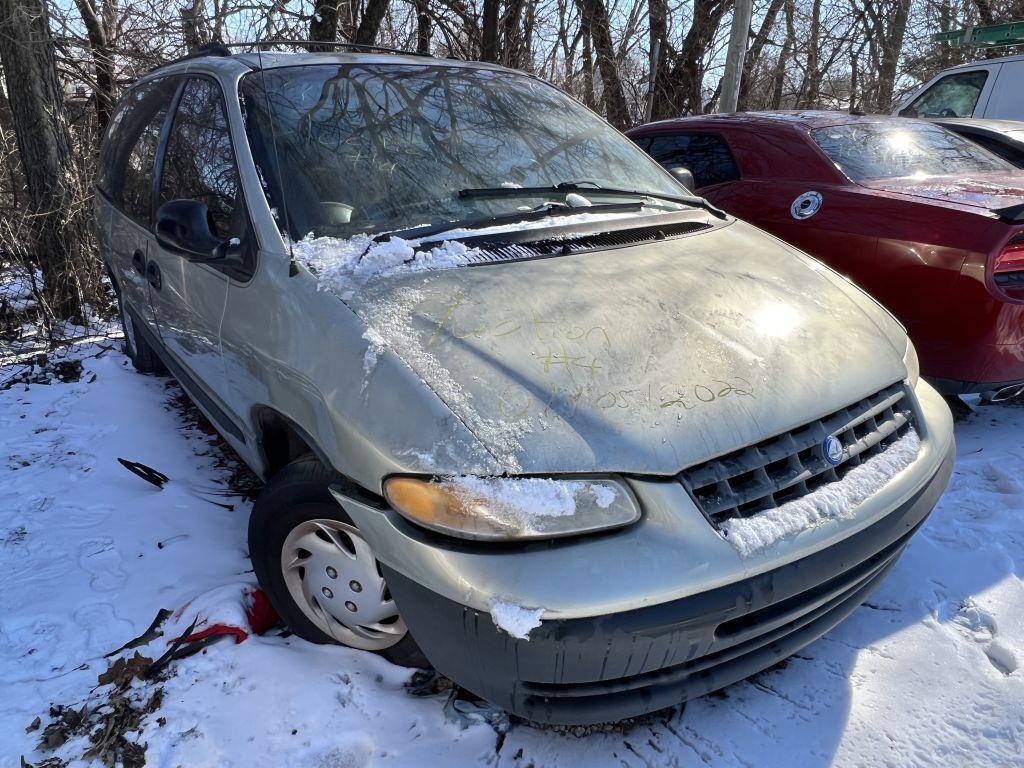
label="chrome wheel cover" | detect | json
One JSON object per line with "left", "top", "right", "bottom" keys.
{"left": 281, "top": 518, "right": 407, "bottom": 650}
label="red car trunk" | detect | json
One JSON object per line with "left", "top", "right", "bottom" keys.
{"left": 628, "top": 112, "right": 1024, "bottom": 395}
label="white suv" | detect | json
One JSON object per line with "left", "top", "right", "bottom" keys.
{"left": 894, "top": 54, "right": 1024, "bottom": 120}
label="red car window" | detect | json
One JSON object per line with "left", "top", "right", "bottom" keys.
{"left": 644, "top": 132, "right": 740, "bottom": 189}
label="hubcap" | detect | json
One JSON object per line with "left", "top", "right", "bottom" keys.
{"left": 281, "top": 518, "right": 407, "bottom": 650}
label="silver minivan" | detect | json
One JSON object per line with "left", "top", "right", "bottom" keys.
{"left": 96, "top": 44, "right": 955, "bottom": 725}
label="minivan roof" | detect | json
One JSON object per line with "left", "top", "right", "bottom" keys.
{"left": 235, "top": 50, "right": 513, "bottom": 73}
{"left": 149, "top": 44, "right": 517, "bottom": 76}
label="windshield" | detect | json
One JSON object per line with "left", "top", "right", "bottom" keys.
{"left": 240, "top": 63, "right": 684, "bottom": 240}
{"left": 810, "top": 121, "right": 1013, "bottom": 181}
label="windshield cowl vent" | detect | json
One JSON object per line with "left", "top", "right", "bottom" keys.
{"left": 417, "top": 220, "right": 713, "bottom": 266}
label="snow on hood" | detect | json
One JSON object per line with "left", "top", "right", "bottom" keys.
{"left": 321, "top": 218, "right": 907, "bottom": 476}
{"left": 291, "top": 210, "right": 654, "bottom": 284}
{"left": 861, "top": 172, "right": 1024, "bottom": 211}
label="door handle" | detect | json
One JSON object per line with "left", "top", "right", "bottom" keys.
{"left": 146, "top": 261, "right": 162, "bottom": 290}
{"left": 132, "top": 250, "right": 146, "bottom": 274}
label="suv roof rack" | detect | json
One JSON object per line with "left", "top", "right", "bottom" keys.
{"left": 153, "top": 39, "right": 433, "bottom": 71}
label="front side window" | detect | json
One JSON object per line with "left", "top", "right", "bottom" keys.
{"left": 903, "top": 70, "right": 988, "bottom": 118}
{"left": 644, "top": 133, "right": 740, "bottom": 188}
{"left": 97, "top": 77, "right": 179, "bottom": 224}
{"left": 239, "top": 64, "right": 685, "bottom": 240}
{"left": 810, "top": 120, "right": 1013, "bottom": 181}
{"left": 159, "top": 77, "right": 242, "bottom": 240}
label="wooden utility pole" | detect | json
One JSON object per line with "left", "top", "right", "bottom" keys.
{"left": 719, "top": 0, "right": 753, "bottom": 112}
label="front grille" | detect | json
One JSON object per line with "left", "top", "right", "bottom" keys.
{"left": 679, "top": 382, "right": 915, "bottom": 524}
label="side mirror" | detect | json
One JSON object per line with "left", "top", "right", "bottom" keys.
{"left": 155, "top": 199, "right": 229, "bottom": 262}
{"left": 670, "top": 166, "right": 696, "bottom": 192}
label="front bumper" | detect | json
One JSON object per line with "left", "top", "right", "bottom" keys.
{"left": 334, "top": 380, "right": 956, "bottom": 724}
{"left": 382, "top": 441, "right": 953, "bottom": 724}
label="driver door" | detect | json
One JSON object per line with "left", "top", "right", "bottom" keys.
{"left": 148, "top": 75, "right": 244, "bottom": 424}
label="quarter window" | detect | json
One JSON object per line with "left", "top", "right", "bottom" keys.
{"left": 644, "top": 133, "right": 740, "bottom": 189}
{"left": 159, "top": 77, "right": 242, "bottom": 240}
{"left": 903, "top": 70, "right": 988, "bottom": 118}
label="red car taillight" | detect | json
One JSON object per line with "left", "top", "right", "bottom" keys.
{"left": 995, "top": 233, "right": 1024, "bottom": 276}
{"left": 994, "top": 233, "right": 1024, "bottom": 300}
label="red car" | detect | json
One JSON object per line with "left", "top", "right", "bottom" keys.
{"left": 627, "top": 112, "right": 1024, "bottom": 398}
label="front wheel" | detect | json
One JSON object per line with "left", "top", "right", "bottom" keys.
{"left": 248, "top": 456, "right": 428, "bottom": 667}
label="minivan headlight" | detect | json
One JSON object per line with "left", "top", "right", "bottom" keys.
{"left": 383, "top": 476, "right": 640, "bottom": 541}
{"left": 903, "top": 339, "right": 920, "bottom": 388}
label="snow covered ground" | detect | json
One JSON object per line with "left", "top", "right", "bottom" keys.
{"left": 2, "top": 343, "right": 1023, "bottom": 767}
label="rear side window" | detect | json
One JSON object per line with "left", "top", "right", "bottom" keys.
{"left": 97, "top": 77, "right": 179, "bottom": 224}
{"left": 903, "top": 70, "right": 988, "bottom": 118}
{"left": 810, "top": 120, "right": 1012, "bottom": 180}
{"left": 158, "top": 77, "right": 242, "bottom": 240}
{"left": 644, "top": 133, "right": 740, "bottom": 189}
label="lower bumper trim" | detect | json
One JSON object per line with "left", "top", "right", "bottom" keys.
{"left": 385, "top": 441, "right": 954, "bottom": 725}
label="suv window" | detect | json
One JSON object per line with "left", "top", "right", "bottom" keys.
{"left": 158, "top": 77, "right": 243, "bottom": 241}
{"left": 644, "top": 133, "right": 740, "bottom": 189}
{"left": 902, "top": 70, "right": 988, "bottom": 118}
{"left": 97, "top": 77, "right": 179, "bottom": 225}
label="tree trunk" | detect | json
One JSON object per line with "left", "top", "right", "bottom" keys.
{"left": 0, "top": 0, "right": 87, "bottom": 320}
{"left": 179, "top": 0, "right": 206, "bottom": 51}
{"left": 309, "top": 0, "right": 340, "bottom": 50}
{"left": 354, "top": 0, "right": 390, "bottom": 44}
{"left": 501, "top": 0, "right": 525, "bottom": 67}
{"left": 799, "top": 0, "right": 822, "bottom": 108}
{"left": 481, "top": 0, "right": 500, "bottom": 61}
{"left": 575, "top": 0, "right": 630, "bottom": 128}
{"left": 414, "top": 0, "right": 432, "bottom": 54}
{"left": 71, "top": 0, "right": 116, "bottom": 131}
{"left": 770, "top": 0, "right": 794, "bottom": 108}
{"left": 581, "top": 16, "right": 595, "bottom": 109}
{"left": 651, "top": 0, "right": 731, "bottom": 119}
{"left": 737, "top": 0, "right": 784, "bottom": 111}
{"left": 874, "top": 0, "right": 910, "bottom": 112}
{"left": 648, "top": 0, "right": 669, "bottom": 117}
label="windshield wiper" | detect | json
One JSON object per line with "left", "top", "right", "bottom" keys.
{"left": 373, "top": 201, "right": 644, "bottom": 244}
{"left": 458, "top": 181, "right": 727, "bottom": 219}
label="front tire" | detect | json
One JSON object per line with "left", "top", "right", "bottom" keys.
{"left": 248, "top": 456, "right": 428, "bottom": 667}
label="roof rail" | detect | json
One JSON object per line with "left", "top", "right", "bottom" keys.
{"left": 151, "top": 39, "right": 433, "bottom": 72}
{"left": 233, "top": 40, "right": 434, "bottom": 58}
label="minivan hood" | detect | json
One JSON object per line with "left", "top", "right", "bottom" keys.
{"left": 860, "top": 172, "right": 1024, "bottom": 211}
{"left": 345, "top": 219, "right": 907, "bottom": 475}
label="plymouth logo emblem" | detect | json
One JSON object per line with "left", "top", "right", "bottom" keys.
{"left": 822, "top": 435, "right": 844, "bottom": 466}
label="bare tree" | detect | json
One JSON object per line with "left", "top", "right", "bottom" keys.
{"left": 70, "top": 0, "right": 116, "bottom": 130}
{"left": 738, "top": 0, "right": 785, "bottom": 110}
{"left": 355, "top": 0, "right": 392, "bottom": 44}
{"left": 575, "top": 0, "right": 630, "bottom": 127}
{"left": 0, "top": 0, "right": 92, "bottom": 319}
